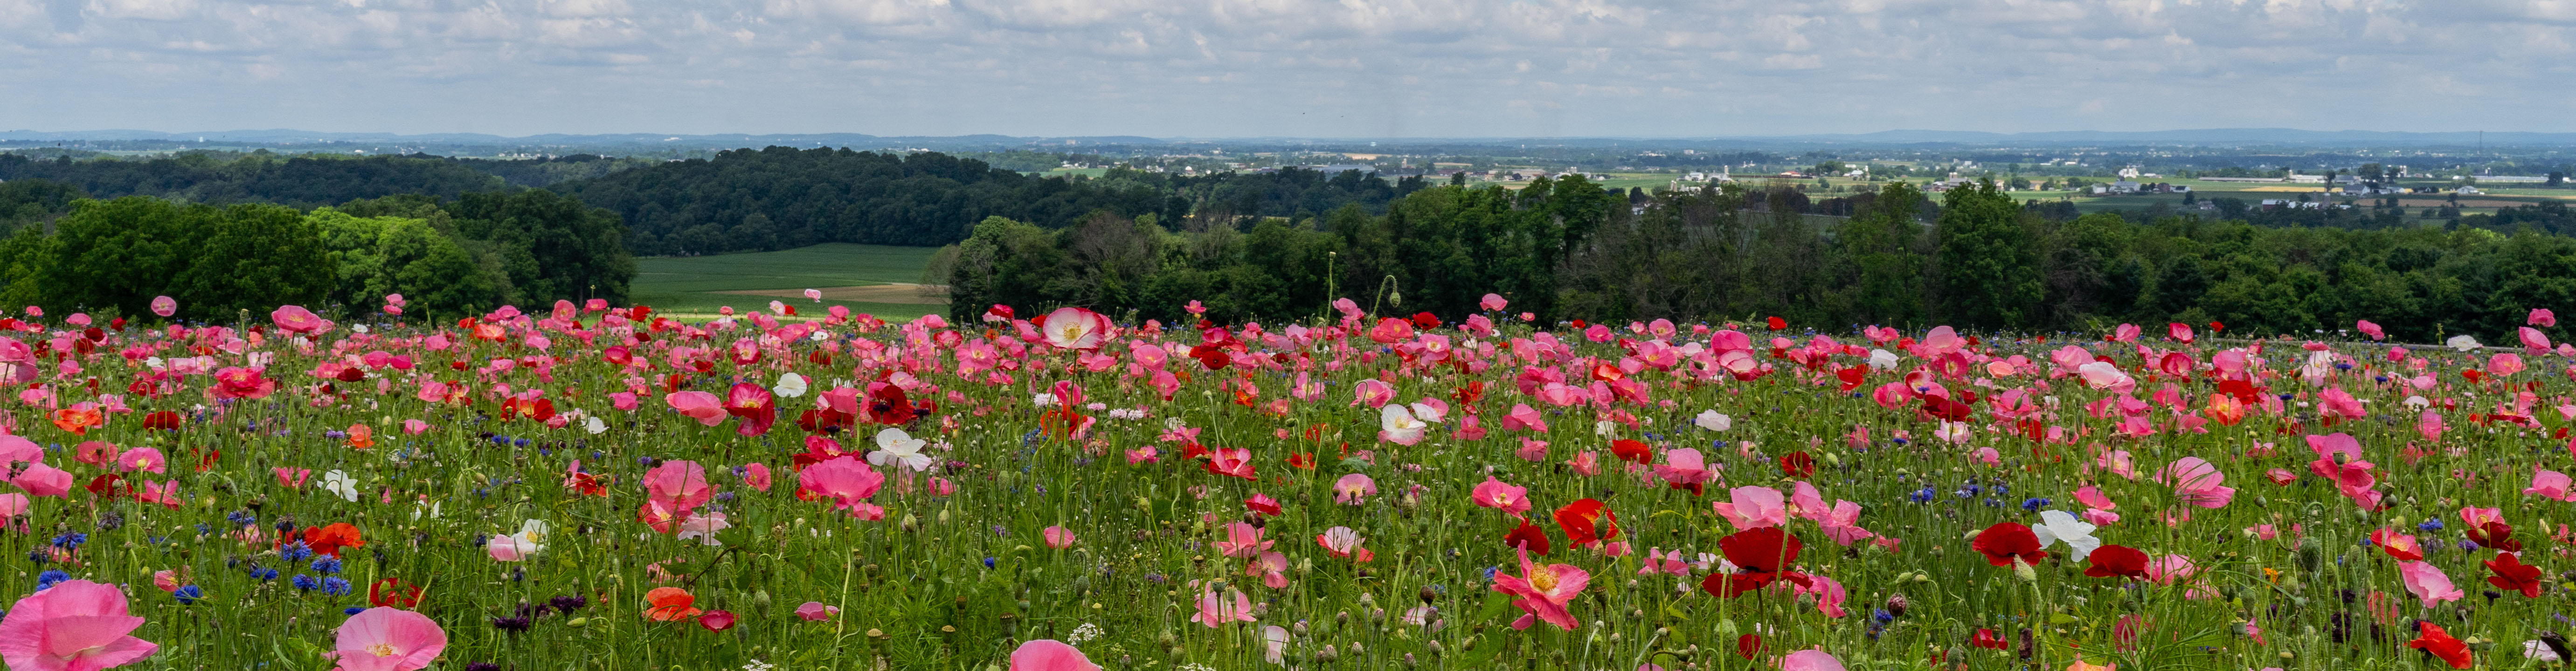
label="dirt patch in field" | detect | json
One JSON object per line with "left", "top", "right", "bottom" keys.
{"left": 714, "top": 284, "right": 946, "bottom": 304}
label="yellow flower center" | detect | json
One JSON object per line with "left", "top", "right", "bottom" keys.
{"left": 1530, "top": 566, "right": 1558, "bottom": 592}
{"left": 366, "top": 643, "right": 399, "bottom": 657}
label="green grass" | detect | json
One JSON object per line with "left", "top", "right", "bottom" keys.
{"left": 631, "top": 243, "right": 946, "bottom": 320}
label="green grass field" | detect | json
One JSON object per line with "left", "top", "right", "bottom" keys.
{"left": 631, "top": 243, "right": 947, "bottom": 320}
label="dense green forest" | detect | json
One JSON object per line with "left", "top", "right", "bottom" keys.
{"left": 12, "top": 146, "right": 2576, "bottom": 339}
{"left": 557, "top": 146, "right": 1430, "bottom": 255}
{"left": 951, "top": 177, "right": 2576, "bottom": 342}
{"left": 0, "top": 188, "right": 630, "bottom": 321}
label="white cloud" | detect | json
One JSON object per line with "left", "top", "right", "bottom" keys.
{"left": 0, "top": 0, "right": 2570, "bottom": 136}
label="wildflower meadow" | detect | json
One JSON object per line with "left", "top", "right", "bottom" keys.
{"left": 2, "top": 292, "right": 2572, "bottom": 671}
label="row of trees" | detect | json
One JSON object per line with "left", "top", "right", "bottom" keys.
{"left": 945, "top": 175, "right": 1614, "bottom": 325}
{"left": 559, "top": 146, "right": 1434, "bottom": 256}
{"left": 951, "top": 177, "right": 2576, "bottom": 342}
{"left": 0, "top": 190, "right": 631, "bottom": 322}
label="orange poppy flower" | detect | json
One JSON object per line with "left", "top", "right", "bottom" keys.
{"left": 644, "top": 587, "right": 703, "bottom": 621}
{"left": 346, "top": 424, "right": 375, "bottom": 450}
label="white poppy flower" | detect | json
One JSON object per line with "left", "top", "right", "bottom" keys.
{"left": 321, "top": 470, "right": 360, "bottom": 502}
{"left": 869, "top": 427, "right": 933, "bottom": 472}
{"left": 2029, "top": 510, "right": 2103, "bottom": 561}
{"left": 1694, "top": 410, "right": 1732, "bottom": 432}
{"left": 2448, "top": 334, "right": 2483, "bottom": 352}
{"left": 772, "top": 373, "right": 810, "bottom": 398}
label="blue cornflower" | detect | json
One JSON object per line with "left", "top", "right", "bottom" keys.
{"left": 281, "top": 540, "right": 314, "bottom": 562}
{"left": 311, "top": 556, "right": 343, "bottom": 574}
{"left": 48, "top": 532, "right": 87, "bottom": 549}
{"left": 226, "top": 510, "right": 257, "bottom": 526}
{"left": 251, "top": 567, "right": 280, "bottom": 581}
{"left": 1992, "top": 484, "right": 2010, "bottom": 496}
{"left": 1907, "top": 486, "right": 1937, "bottom": 504}
{"left": 1872, "top": 609, "right": 1895, "bottom": 624}
{"left": 321, "top": 577, "right": 352, "bottom": 595}
{"left": 2021, "top": 498, "right": 2051, "bottom": 512}
{"left": 292, "top": 574, "right": 321, "bottom": 591}
{"left": 2417, "top": 519, "right": 2444, "bottom": 532}
{"left": 35, "top": 570, "right": 70, "bottom": 590}
{"left": 174, "top": 585, "right": 204, "bottom": 604}
{"left": 982, "top": 557, "right": 997, "bottom": 569}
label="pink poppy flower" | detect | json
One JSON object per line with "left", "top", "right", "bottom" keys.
{"left": 10, "top": 462, "right": 72, "bottom": 498}
{"left": 2152, "top": 457, "right": 2235, "bottom": 508}
{"left": 1037, "top": 307, "right": 1112, "bottom": 350}
{"left": 1712, "top": 486, "right": 1787, "bottom": 530}
{"left": 1009, "top": 639, "right": 1101, "bottom": 671}
{"left": 149, "top": 296, "right": 176, "bottom": 318}
{"left": 742, "top": 463, "right": 773, "bottom": 492}
{"left": 2527, "top": 468, "right": 2576, "bottom": 501}
{"left": 1783, "top": 650, "right": 1846, "bottom": 671}
{"left": 2398, "top": 560, "right": 2464, "bottom": 608}
{"left": 1501, "top": 403, "right": 1548, "bottom": 433}
{"left": 116, "top": 447, "right": 166, "bottom": 474}
{"left": 795, "top": 602, "right": 840, "bottom": 621}
{"left": 270, "top": 305, "right": 325, "bottom": 334}
{"left": 1817, "top": 500, "right": 1877, "bottom": 546}
{"left": 0, "top": 492, "right": 26, "bottom": 518}
{"left": 1565, "top": 450, "right": 1601, "bottom": 477}
{"left": 664, "top": 391, "right": 726, "bottom": 426}
{"left": 1332, "top": 473, "right": 1377, "bottom": 505}
{"left": 1470, "top": 477, "right": 1531, "bottom": 515}
{"left": 328, "top": 607, "right": 447, "bottom": 671}
{"left": 2074, "top": 484, "right": 2116, "bottom": 510}
{"left": 1188, "top": 588, "right": 1256, "bottom": 627}
{"left": 1489, "top": 546, "right": 1588, "bottom": 631}
{"left": 0, "top": 579, "right": 159, "bottom": 670}
{"left": 1042, "top": 526, "right": 1076, "bottom": 549}
{"left": 642, "top": 460, "right": 713, "bottom": 511}
{"left": 275, "top": 467, "right": 313, "bottom": 489}
{"left": 2355, "top": 319, "right": 2384, "bottom": 340}
{"left": 401, "top": 419, "right": 430, "bottom": 435}
{"left": 2535, "top": 308, "right": 2559, "bottom": 327}
{"left": 796, "top": 457, "right": 886, "bottom": 517}
{"left": 1213, "top": 522, "right": 1272, "bottom": 558}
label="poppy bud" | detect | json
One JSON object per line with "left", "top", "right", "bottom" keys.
{"left": 1419, "top": 587, "right": 1437, "bottom": 605}
{"left": 1885, "top": 593, "right": 1910, "bottom": 617}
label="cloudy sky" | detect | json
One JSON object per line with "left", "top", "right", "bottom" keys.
{"left": 1, "top": 0, "right": 2569, "bottom": 137}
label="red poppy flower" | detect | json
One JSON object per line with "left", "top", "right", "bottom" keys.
{"left": 2486, "top": 552, "right": 2544, "bottom": 597}
{"left": 1609, "top": 440, "right": 1653, "bottom": 465}
{"left": 1777, "top": 452, "right": 1816, "bottom": 479}
{"left": 1244, "top": 495, "right": 1282, "bottom": 517}
{"left": 142, "top": 411, "right": 182, "bottom": 431}
{"left": 1971, "top": 522, "right": 2048, "bottom": 567}
{"left": 1835, "top": 367, "right": 1867, "bottom": 391}
{"left": 1190, "top": 343, "right": 1232, "bottom": 370}
{"left": 1765, "top": 316, "right": 1786, "bottom": 331}
{"left": 723, "top": 383, "right": 777, "bottom": 436}
{"left": 1553, "top": 498, "right": 1619, "bottom": 547}
{"left": 1451, "top": 381, "right": 1486, "bottom": 404}
{"left": 2372, "top": 528, "right": 2425, "bottom": 560}
{"left": 1410, "top": 312, "right": 1441, "bottom": 329}
{"left": 1736, "top": 634, "right": 1765, "bottom": 659}
{"left": 1969, "top": 628, "right": 2009, "bottom": 650}
{"left": 1503, "top": 519, "right": 1552, "bottom": 556}
{"left": 302, "top": 523, "right": 366, "bottom": 559}
{"left": 2466, "top": 521, "right": 2522, "bottom": 552}
{"left": 1703, "top": 526, "right": 1803, "bottom": 598}
{"left": 2407, "top": 622, "right": 2472, "bottom": 669}
{"left": 369, "top": 578, "right": 422, "bottom": 608}
{"left": 864, "top": 383, "right": 921, "bottom": 425}
{"left": 1286, "top": 453, "right": 1316, "bottom": 470}
{"left": 2206, "top": 321, "right": 2224, "bottom": 333}
{"left": 2084, "top": 545, "right": 2150, "bottom": 579}
{"left": 796, "top": 408, "right": 855, "bottom": 434}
